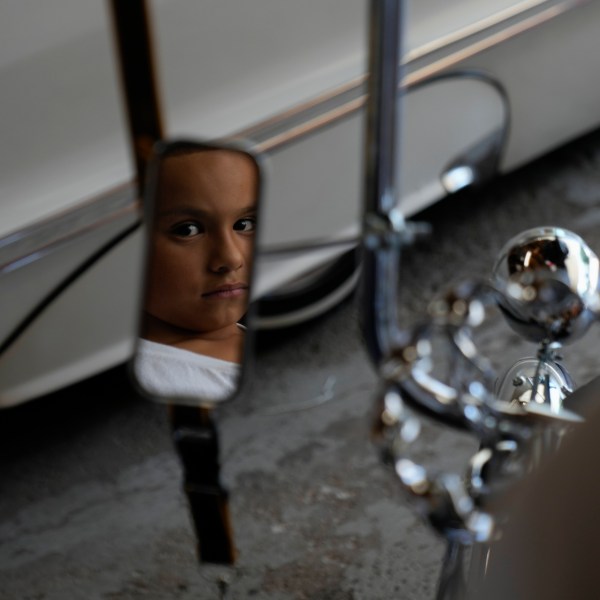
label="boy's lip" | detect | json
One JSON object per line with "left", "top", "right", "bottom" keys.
{"left": 202, "top": 283, "right": 248, "bottom": 299}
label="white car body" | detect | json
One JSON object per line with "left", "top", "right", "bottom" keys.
{"left": 1, "top": 0, "right": 599, "bottom": 406}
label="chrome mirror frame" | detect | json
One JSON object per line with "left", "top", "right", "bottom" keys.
{"left": 130, "top": 137, "right": 263, "bottom": 409}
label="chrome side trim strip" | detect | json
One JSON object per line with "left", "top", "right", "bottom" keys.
{"left": 0, "top": 185, "right": 139, "bottom": 274}
{"left": 404, "top": 1, "right": 584, "bottom": 86}
{"left": 241, "top": 0, "right": 586, "bottom": 153}
{"left": 406, "top": 0, "right": 558, "bottom": 63}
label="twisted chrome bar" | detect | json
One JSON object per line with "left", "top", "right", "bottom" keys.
{"left": 367, "top": 228, "right": 594, "bottom": 598}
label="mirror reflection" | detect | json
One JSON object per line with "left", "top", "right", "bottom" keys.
{"left": 133, "top": 141, "right": 260, "bottom": 404}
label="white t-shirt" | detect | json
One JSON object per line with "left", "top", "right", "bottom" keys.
{"left": 134, "top": 339, "right": 241, "bottom": 402}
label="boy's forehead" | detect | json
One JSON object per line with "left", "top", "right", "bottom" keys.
{"left": 160, "top": 150, "right": 256, "bottom": 186}
{"left": 156, "top": 149, "right": 258, "bottom": 212}
{"left": 162, "top": 148, "right": 256, "bottom": 174}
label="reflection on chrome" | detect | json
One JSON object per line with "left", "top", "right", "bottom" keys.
{"left": 370, "top": 227, "right": 596, "bottom": 599}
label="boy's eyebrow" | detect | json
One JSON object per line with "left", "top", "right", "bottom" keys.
{"left": 157, "top": 206, "right": 208, "bottom": 219}
{"left": 157, "top": 205, "right": 257, "bottom": 218}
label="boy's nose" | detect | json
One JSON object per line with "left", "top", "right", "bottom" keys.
{"left": 208, "top": 235, "right": 244, "bottom": 273}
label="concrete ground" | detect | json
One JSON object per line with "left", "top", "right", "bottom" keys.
{"left": 2, "top": 129, "right": 600, "bottom": 599}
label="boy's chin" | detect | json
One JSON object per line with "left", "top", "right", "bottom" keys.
{"left": 192, "top": 315, "right": 245, "bottom": 334}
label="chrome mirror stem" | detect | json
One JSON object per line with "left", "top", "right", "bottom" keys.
{"left": 361, "top": 0, "right": 406, "bottom": 365}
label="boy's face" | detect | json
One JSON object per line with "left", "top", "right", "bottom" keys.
{"left": 144, "top": 148, "right": 258, "bottom": 337}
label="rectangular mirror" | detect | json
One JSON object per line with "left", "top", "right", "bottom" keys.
{"left": 131, "top": 139, "right": 261, "bottom": 406}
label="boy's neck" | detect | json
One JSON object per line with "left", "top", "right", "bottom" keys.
{"left": 142, "top": 315, "right": 244, "bottom": 363}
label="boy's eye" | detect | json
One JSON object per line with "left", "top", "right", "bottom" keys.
{"left": 171, "top": 222, "right": 203, "bottom": 237}
{"left": 234, "top": 217, "right": 256, "bottom": 233}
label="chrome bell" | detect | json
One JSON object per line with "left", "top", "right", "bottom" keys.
{"left": 492, "top": 226, "right": 600, "bottom": 345}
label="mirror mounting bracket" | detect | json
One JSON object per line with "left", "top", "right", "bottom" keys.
{"left": 169, "top": 405, "right": 236, "bottom": 564}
